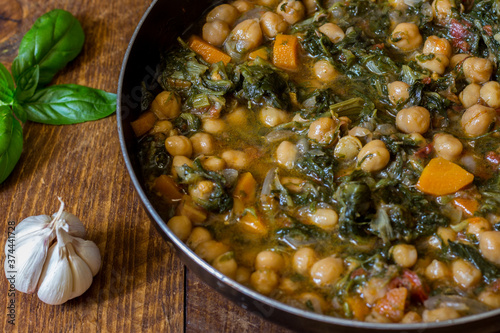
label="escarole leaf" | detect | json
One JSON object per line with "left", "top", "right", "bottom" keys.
{"left": 0, "top": 106, "right": 23, "bottom": 184}
{"left": 449, "top": 241, "right": 500, "bottom": 283}
{"left": 11, "top": 9, "right": 85, "bottom": 87}
{"left": 0, "top": 63, "right": 15, "bottom": 106}
{"left": 23, "top": 84, "right": 116, "bottom": 125}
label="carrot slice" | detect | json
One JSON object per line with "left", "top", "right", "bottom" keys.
{"left": 346, "top": 296, "right": 370, "bottom": 321}
{"left": 374, "top": 287, "right": 408, "bottom": 322}
{"left": 239, "top": 212, "right": 268, "bottom": 235}
{"left": 273, "top": 34, "right": 299, "bottom": 70}
{"left": 188, "top": 35, "right": 231, "bottom": 65}
{"left": 416, "top": 157, "right": 474, "bottom": 196}
{"left": 452, "top": 198, "right": 479, "bottom": 216}
{"left": 153, "top": 175, "right": 183, "bottom": 202}
{"left": 130, "top": 111, "right": 156, "bottom": 137}
{"left": 233, "top": 172, "right": 257, "bottom": 205}
{"left": 248, "top": 47, "right": 269, "bottom": 61}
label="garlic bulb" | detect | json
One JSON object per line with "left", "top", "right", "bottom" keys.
{"left": 4, "top": 198, "right": 101, "bottom": 305}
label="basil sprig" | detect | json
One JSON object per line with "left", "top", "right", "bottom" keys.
{"left": 0, "top": 9, "right": 116, "bottom": 184}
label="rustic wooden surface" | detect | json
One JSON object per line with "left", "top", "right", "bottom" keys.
{"left": 0, "top": 0, "right": 293, "bottom": 332}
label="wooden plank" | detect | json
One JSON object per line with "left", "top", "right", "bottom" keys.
{"left": 0, "top": 0, "right": 184, "bottom": 332}
{"left": 185, "top": 270, "right": 294, "bottom": 333}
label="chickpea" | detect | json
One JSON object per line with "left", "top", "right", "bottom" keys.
{"left": 202, "top": 118, "right": 226, "bottom": 134}
{"left": 467, "top": 217, "right": 492, "bottom": 240}
{"left": 235, "top": 266, "right": 252, "bottom": 284}
{"left": 260, "top": 106, "right": 289, "bottom": 127}
{"left": 260, "top": 12, "right": 288, "bottom": 38}
{"left": 190, "top": 133, "right": 215, "bottom": 156}
{"left": 308, "top": 117, "right": 335, "bottom": 143}
{"left": 425, "top": 260, "right": 450, "bottom": 280}
{"left": 463, "top": 57, "right": 493, "bottom": 84}
{"left": 461, "top": 104, "right": 495, "bottom": 137}
{"left": 293, "top": 247, "right": 318, "bottom": 275}
{"left": 213, "top": 252, "right": 238, "bottom": 279}
{"left": 423, "top": 35, "right": 452, "bottom": 58}
{"left": 151, "top": 120, "right": 173, "bottom": 134}
{"left": 417, "top": 53, "right": 449, "bottom": 75}
{"left": 255, "top": 250, "right": 285, "bottom": 271}
{"left": 390, "top": 244, "right": 418, "bottom": 268}
{"left": 310, "top": 257, "right": 344, "bottom": 286}
{"left": 422, "top": 307, "right": 460, "bottom": 322}
{"left": 221, "top": 150, "right": 249, "bottom": 169}
{"left": 189, "top": 180, "right": 216, "bottom": 202}
{"left": 297, "top": 292, "right": 327, "bottom": 313}
{"left": 313, "top": 60, "right": 340, "bottom": 82}
{"left": 280, "top": 277, "right": 301, "bottom": 293}
{"left": 250, "top": 269, "right": 279, "bottom": 295}
{"left": 480, "top": 81, "right": 500, "bottom": 108}
{"left": 334, "top": 135, "right": 362, "bottom": 160}
{"left": 150, "top": 91, "right": 181, "bottom": 119}
{"left": 281, "top": 176, "right": 306, "bottom": 193}
{"left": 390, "top": 23, "right": 423, "bottom": 51}
{"left": 227, "top": 19, "right": 263, "bottom": 53}
{"left": 449, "top": 53, "right": 469, "bottom": 69}
{"left": 276, "top": 0, "right": 305, "bottom": 25}
{"left": 387, "top": 81, "right": 410, "bottom": 105}
{"left": 276, "top": 140, "right": 298, "bottom": 169}
{"left": 309, "top": 208, "right": 339, "bottom": 230}
{"left": 199, "top": 155, "right": 226, "bottom": 171}
{"left": 429, "top": 227, "right": 457, "bottom": 249}
{"left": 459, "top": 83, "right": 481, "bottom": 108}
{"left": 318, "top": 23, "right": 345, "bottom": 43}
{"left": 226, "top": 106, "right": 248, "bottom": 125}
{"left": 401, "top": 311, "right": 422, "bottom": 324}
{"left": 479, "top": 290, "right": 500, "bottom": 308}
{"left": 357, "top": 140, "right": 390, "bottom": 172}
{"left": 388, "top": 0, "right": 407, "bottom": 10}
{"left": 452, "top": 258, "right": 482, "bottom": 288}
{"left": 258, "top": 0, "right": 280, "bottom": 6}
{"left": 187, "top": 227, "right": 212, "bottom": 249}
{"left": 167, "top": 216, "right": 192, "bottom": 241}
{"left": 479, "top": 231, "right": 500, "bottom": 265}
{"left": 195, "top": 240, "right": 230, "bottom": 263}
{"left": 232, "top": 0, "right": 254, "bottom": 12}
{"left": 165, "top": 135, "right": 193, "bottom": 157}
{"left": 206, "top": 4, "right": 239, "bottom": 26}
{"left": 303, "top": 0, "right": 318, "bottom": 14}
{"left": 433, "top": 133, "right": 463, "bottom": 160}
{"left": 202, "top": 20, "right": 231, "bottom": 47}
{"left": 396, "top": 106, "right": 431, "bottom": 134}
{"left": 171, "top": 156, "right": 193, "bottom": 178}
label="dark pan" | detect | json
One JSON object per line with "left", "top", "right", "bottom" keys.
{"left": 116, "top": 0, "right": 500, "bottom": 331}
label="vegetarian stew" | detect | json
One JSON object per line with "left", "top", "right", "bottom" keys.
{"left": 132, "top": 0, "right": 500, "bottom": 324}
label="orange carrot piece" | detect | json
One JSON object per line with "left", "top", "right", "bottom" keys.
{"left": 416, "top": 157, "right": 474, "bottom": 196}
{"left": 177, "top": 195, "right": 207, "bottom": 225}
{"left": 239, "top": 212, "right": 268, "bottom": 235}
{"left": 188, "top": 35, "right": 231, "bottom": 65}
{"left": 452, "top": 198, "right": 479, "bottom": 216}
{"left": 346, "top": 296, "right": 370, "bottom": 321}
{"left": 374, "top": 287, "right": 408, "bottom": 322}
{"left": 273, "top": 34, "right": 299, "bottom": 70}
{"left": 248, "top": 47, "right": 269, "bottom": 61}
{"left": 153, "top": 175, "right": 183, "bottom": 202}
{"left": 233, "top": 172, "right": 257, "bottom": 205}
{"left": 130, "top": 111, "right": 156, "bottom": 137}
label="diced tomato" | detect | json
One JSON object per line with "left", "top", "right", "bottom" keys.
{"left": 374, "top": 287, "right": 408, "bottom": 322}
{"left": 483, "top": 25, "right": 493, "bottom": 36}
{"left": 449, "top": 19, "right": 472, "bottom": 52}
{"left": 350, "top": 267, "right": 367, "bottom": 278}
{"left": 389, "top": 269, "right": 429, "bottom": 303}
{"left": 415, "top": 143, "right": 433, "bottom": 159}
{"left": 422, "top": 77, "right": 432, "bottom": 84}
{"left": 486, "top": 151, "right": 500, "bottom": 166}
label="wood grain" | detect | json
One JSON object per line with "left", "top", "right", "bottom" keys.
{"left": 0, "top": 0, "right": 292, "bottom": 332}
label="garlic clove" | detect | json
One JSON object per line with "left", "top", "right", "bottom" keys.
{"left": 71, "top": 237, "right": 101, "bottom": 276}
{"left": 54, "top": 212, "right": 86, "bottom": 238}
{"left": 10, "top": 214, "right": 52, "bottom": 242}
{"left": 66, "top": 243, "right": 94, "bottom": 299}
{"left": 37, "top": 243, "right": 74, "bottom": 305}
{"left": 5, "top": 227, "right": 54, "bottom": 293}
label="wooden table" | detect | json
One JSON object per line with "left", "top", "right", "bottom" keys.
{"left": 0, "top": 1, "right": 293, "bottom": 332}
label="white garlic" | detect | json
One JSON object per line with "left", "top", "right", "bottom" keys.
{"left": 4, "top": 198, "right": 101, "bottom": 305}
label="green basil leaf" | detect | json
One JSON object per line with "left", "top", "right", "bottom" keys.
{"left": 0, "top": 106, "right": 23, "bottom": 184}
{"left": 11, "top": 9, "right": 84, "bottom": 87}
{"left": 12, "top": 102, "right": 27, "bottom": 124}
{"left": 14, "top": 65, "right": 39, "bottom": 102}
{"left": 23, "top": 84, "right": 116, "bottom": 125}
{"left": 0, "top": 63, "right": 15, "bottom": 105}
